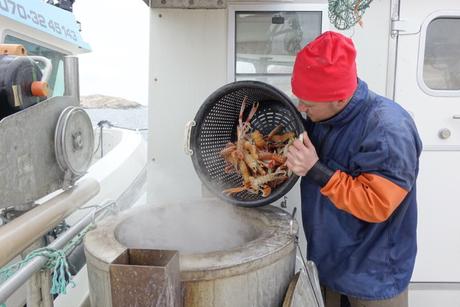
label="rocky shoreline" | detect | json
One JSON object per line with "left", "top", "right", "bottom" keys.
{"left": 80, "top": 94, "right": 142, "bottom": 109}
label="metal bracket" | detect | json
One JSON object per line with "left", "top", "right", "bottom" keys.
{"left": 391, "top": 19, "right": 421, "bottom": 37}
{"left": 280, "top": 196, "right": 288, "bottom": 208}
{"left": 62, "top": 170, "right": 75, "bottom": 191}
{"left": 0, "top": 95, "right": 78, "bottom": 209}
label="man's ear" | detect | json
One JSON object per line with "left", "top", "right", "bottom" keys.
{"left": 334, "top": 97, "right": 351, "bottom": 111}
{"left": 338, "top": 96, "right": 353, "bottom": 105}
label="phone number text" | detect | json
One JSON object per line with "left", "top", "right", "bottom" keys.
{"left": 0, "top": 0, "right": 78, "bottom": 42}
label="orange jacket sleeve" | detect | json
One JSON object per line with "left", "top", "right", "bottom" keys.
{"left": 320, "top": 171, "right": 408, "bottom": 223}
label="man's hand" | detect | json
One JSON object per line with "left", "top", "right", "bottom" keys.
{"left": 286, "top": 131, "right": 319, "bottom": 176}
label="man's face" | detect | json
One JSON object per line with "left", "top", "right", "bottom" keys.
{"left": 297, "top": 99, "right": 344, "bottom": 122}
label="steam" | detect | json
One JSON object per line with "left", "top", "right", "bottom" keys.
{"left": 115, "top": 199, "right": 258, "bottom": 254}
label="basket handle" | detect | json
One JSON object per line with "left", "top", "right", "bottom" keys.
{"left": 184, "top": 120, "right": 196, "bottom": 155}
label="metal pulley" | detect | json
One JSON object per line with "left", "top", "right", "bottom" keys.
{"left": 54, "top": 106, "right": 94, "bottom": 183}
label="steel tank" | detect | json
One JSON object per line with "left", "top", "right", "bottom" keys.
{"left": 84, "top": 202, "right": 297, "bottom": 307}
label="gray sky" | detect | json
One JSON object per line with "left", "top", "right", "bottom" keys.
{"left": 73, "top": 0, "right": 149, "bottom": 106}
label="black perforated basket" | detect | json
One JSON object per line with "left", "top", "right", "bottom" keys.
{"left": 189, "top": 80, "right": 304, "bottom": 207}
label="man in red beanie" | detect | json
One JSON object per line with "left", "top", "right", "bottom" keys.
{"left": 286, "top": 31, "right": 422, "bottom": 307}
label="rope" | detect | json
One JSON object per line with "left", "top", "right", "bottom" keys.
{"left": 0, "top": 224, "right": 95, "bottom": 306}
{"left": 328, "top": 0, "right": 374, "bottom": 30}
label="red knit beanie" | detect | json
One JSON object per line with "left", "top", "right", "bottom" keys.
{"left": 291, "top": 31, "right": 358, "bottom": 102}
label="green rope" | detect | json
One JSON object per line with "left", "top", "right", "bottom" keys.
{"left": 0, "top": 223, "right": 95, "bottom": 306}
{"left": 329, "top": 0, "right": 374, "bottom": 30}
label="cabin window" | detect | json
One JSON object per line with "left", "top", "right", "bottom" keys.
{"left": 422, "top": 18, "right": 460, "bottom": 91}
{"left": 230, "top": 7, "right": 326, "bottom": 97}
{"left": 4, "top": 35, "right": 66, "bottom": 97}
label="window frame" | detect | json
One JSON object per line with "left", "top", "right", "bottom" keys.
{"left": 2, "top": 29, "right": 69, "bottom": 56}
{"left": 227, "top": 3, "right": 329, "bottom": 83}
{"left": 417, "top": 10, "right": 460, "bottom": 97}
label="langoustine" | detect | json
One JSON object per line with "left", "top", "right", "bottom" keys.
{"left": 220, "top": 96, "right": 295, "bottom": 198}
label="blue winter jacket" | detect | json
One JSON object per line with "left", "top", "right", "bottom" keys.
{"left": 301, "top": 79, "right": 422, "bottom": 299}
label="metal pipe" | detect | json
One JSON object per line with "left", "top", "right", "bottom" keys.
{"left": 0, "top": 200, "right": 114, "bottom": 304}
{"left": 29, "top": 56, "right": 53, "bottom": 83}
{"left": 63, "top": 56, "right": 80, "bottom": 101}
{"left": 0, "top": 178, "right": 100, "bottom": 268}
{"left": 100, "top": 125, "right": 104, "bottom": 158}
{"left": 386, "top": 0, "right": 401, "bottom": 100}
